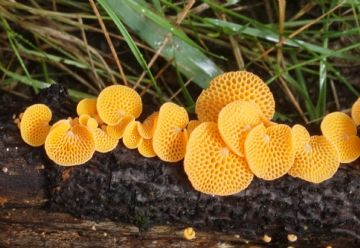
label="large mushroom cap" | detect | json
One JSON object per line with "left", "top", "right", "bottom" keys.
{"left": 195, "top": 71, "right": 275, "bottom": 122}
{"left": 321, "top": 112, "right": 360, "bottom": 163}
{"left": 289, "top": 135, "right": 340, "bottom": 184}
{"left": 20, "top": 104, "right": 52, "bottom": 147}
{"left": 45, "top": 121, "right": 95, "bottom": 166}
{"left": 96, "top": 85, "right": 142, "bottom": 125}
{"left": 245, "top": 124, "right": 294, "bottom": 180}
{"left": 153, "top": 102, "right": 189, "bottom": 162}
{"left": 351, "top": 97, "right": 360, "bottom": 125}
{"left": 218, "top": 101, "right": 263, "bottom": 156}
{"left": 184, "top": 122, "right": 254, "bottom": 196}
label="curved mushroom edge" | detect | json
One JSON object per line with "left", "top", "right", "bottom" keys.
{"left": 17, "top": 71, "right": 360, "bottom": 196}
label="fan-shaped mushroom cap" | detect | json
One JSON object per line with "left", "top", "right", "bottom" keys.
{"left": 289, "top": 135, "right": 340, "bottom": 183}
{"left": 245, "top": 124, "right": 294, "bottom": 180}
{"left": 321, "top": 112, "right": 360, "bottom": 163}
{"left": 292, "top": 124, "right": 310, "bottom": 154}
{"left": 45, "top": 121, "right": 95, "bottom": 166}
{"left": 20, "top": 104, "right": 52, "bottom": 147}
{"left": 351, "top": 97, "right": 360, "bottom": 125}
{"left": 138, "top": 138, "right": 156, "bottom": 158}
{"left": 184, "top": 122, "right": 253, "bottom": 196}
{"left": 218, "top": 101, "right": 263, "bottom": 156}
{"left": 195, "top": 71, "right": 275, "bottom": 122}
{"left": 97, "top": 85, "right": 142, "bottom": 125}
{"left": 153, "top": 102, "right": 189, "bottom": 162}
{"left": 187, "top": 120, "right": 201, "bottom": 137}
{"left": 137, "top": 112, "right": 159, "bottom": 139}
{"left": 93, "top": 125, "right": 119, "bottom": 153}
{"left": 77, "top": 98, "right": 97, "bottom": 116}
{"left": 106, "top": 116, "right": 134, "bottom": 139}
{"left": 122, "top": 120, "right": 142, "bottom": 149}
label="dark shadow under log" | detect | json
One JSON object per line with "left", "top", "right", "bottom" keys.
{"left": 1, "top": 85, "right": 360, "bottom": 247}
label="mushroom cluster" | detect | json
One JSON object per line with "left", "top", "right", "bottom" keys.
{"left": 18, "top": 71, "right": 360, "bottom": 196}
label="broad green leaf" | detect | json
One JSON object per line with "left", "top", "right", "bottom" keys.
{"left": 102, "top": 0, "right": 222, "bottom": 89}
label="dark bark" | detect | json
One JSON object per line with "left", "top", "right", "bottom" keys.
{"left": 1, "top": 86, "right": 360, "bottom": 247}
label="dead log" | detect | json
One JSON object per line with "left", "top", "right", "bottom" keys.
{"left": 1, "top": 85, "right": 360, "bottom": 247}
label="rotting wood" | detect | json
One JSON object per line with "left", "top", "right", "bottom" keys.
{"left": 1, "top": 86, "right": 360, "bottom": 247}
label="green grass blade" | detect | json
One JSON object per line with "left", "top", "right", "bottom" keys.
{"left": 97, "top": 0, "right": 164, "bottom": 101}
{"left": 0, "top": 63, "right": 94, "bottom": 101}
{"left": 205, "top": 18, "right": 358, "bottom": 60}
{"left": 101, "top": 0, "right": 222, "bottom": 89}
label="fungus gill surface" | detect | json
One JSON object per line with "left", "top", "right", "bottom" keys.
{"left": 351, "top": 97, "right": 360, "bottom": 125}
{"left": 195, "top": 71, "right": 275, "bottom": 122}
{"left": 218, "top": 101, "right": 263, "bottom": 156}
{"left": 96, "top": 85, "right": 142, "bottom": 125}
{"left": 184, "top": 122, "right": 254, "bottom": 196}
{"left": 122, "top": 120, "right": 142, "bottom": 149}
{"left": 92, "top": 125, "right": 119, "bottom": 153}
{"left": 289, "top": 135, "right": 340, "bottom": 183}
{"left": 137, "top": 112, "right": 158, "bottom": 139}
{"left": 245, "top": 124, "right": 294, "bottom": 180}
{"left": 20, "top": 104, "right": 52, "bottom": 147}
{"left": 45, "top": 121, "right": 95, "bottom": 166}
{"left": 153, "top": 102, "right": 189, "bottom": 162}
{"left": 186, "top": 120, "right": 201, "bottom": 137}
{"left": 106, "top": 115, "right": 134, "bottom": 140}
{"left": 321, "top": 112, "right": 360, "bottom": 163}
{"left": 291, "top": 124, "right": 310, "bottom": 154}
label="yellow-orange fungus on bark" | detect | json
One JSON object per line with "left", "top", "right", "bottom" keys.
{"left": 184, "top": 122, "right": 254, "bottom": 196}
{"left": 20, "top": 104, "right": 52, "bottom": 147}
{"left": 195, "top": 71, "right": 275, "bottom": 122}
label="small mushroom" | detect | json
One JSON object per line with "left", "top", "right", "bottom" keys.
{"left": 122, "top": 120, "right": 142, "bottom": 149}
{"left": 351, "top": 97, "right": 360, "bottom": 125}
{"left": 137, "top": 112, "right": 159, "bottom": 139}
{"left": 20, "top": 104, "right": 52, "bottom": 147}
{"left": 153, "top": 102, "right": 189, "bottom": 162}
{"left": 106, "top": 115, "right": 134, "bottom": 139}
{"left": 321, "top": 112, "right": 360, "bottom": 163}
{"left": 78, "top": 115, "right": 117, "bottom": 153}
{"left": 79, "top": 114, "right": 98, "bottom": 130}
{"left": 218, "top": 101, "right": 263, "bottom": 157}
{"left": 77, "top": 98, "right": 97, "bottom": 117}
{"left": 183, "top": 227, "right": 196, "bottom": 240}
{"left": 138, "top": 138, "right": 156, "bottom": 158}
{"left": 184, "top": 122, "right": 253, "bottom": 196}
{"left": 96, "top": 85, "right": 142, "bottom": 125}
{"left": 289, "top": 134, "right": 340, "bottom": 184}
{"left": 195, "top": 71, "right": 275, "bottom": 122}
{"left": 245, "top": 124, "right": 294, "bottom": 180}
{"left": 45, "top": 121, "right": 95, "bottom": 166}
{"left": 93, "top": 125, "right": 119, "bottom": 153}
{"left": 291, "top": 124, "right": 310, "bottom": 154}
